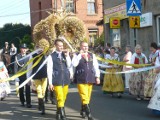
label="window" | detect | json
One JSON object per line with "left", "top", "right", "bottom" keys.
{"left": 88, "top": 29, "right": 98, "bottom": 47}
{"left": 66, "top": 0, "right": 75, "bottom": 13}
{"left": 157, "top": 16, "right": 160, "bottom": 45}
{"left": 38, "top": 2, "right": 42, "bottom": 20}
{"left": 111, "top": 29, "right": 121, "bottom": 47}
{"left": 87, "top": 0, "right": 96, "bottom": 14}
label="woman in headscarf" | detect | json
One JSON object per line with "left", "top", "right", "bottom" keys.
{"left": 129, "top": 44, "right": 148, "bottom": 100}
{"left": 102, "top": 47, "right": 124, "bottom": 98}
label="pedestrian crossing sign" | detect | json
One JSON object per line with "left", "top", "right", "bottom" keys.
{"left": 126, "top": 0, "right": 141, "bottom": 16}
{"left": 129, "top": 16, "right": 140, "bottom": 28}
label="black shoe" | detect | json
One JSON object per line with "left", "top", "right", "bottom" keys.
{"left": 26, "top": 104, "right": 32, "bottom": 108}
{"left": 117, "top": 93, "right": 122, "bottom": 98}
{"left": 21, "top": 102, "right": 25, "bottom": 107}
{"left": 56, "top": 112, "right": 61, "bottom": 120}
{"left": 57, "top": 107, "right": 67, "bottom": 120}
{"left": 84, "top": 104, "right": 94, "bottom": 120}
{"left": 51, "top": 100, "right": 57, "bottom": 105}
{"left": 39, "top": 98, "right": 45, "bottom": 115}
{"left": 80, "top": 105, "right": 86, "bottom": 118}
{"left": 45, "top": 99, "right": 49, "bottom": 103}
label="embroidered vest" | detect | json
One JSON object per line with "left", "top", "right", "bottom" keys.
{"left": 134, "top": 54, "right": 145, "bottom": 64}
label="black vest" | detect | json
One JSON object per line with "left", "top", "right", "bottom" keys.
{"left": 74, "top": 53, "right": 96, "bottom": 84}
{"left": 32, "top": 53, "right": 47, "bottom": 79}
{"left": 51, "top": 52, "right": 70, "bottom": 86}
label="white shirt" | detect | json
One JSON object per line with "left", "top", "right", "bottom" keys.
{"left": 130, "top": 53, "right": 148, "bottom": 64}
{"left": 10, "top": 47, "right": 17, "bottom": 56}
{"left": 104, "top": 53, "right": 119, "bottom": 68}
{"left": 155, "top": 51, "right": 160, "bottom": 66}
{"left": 72, "top": 53, "right": 100, "bottom": 78}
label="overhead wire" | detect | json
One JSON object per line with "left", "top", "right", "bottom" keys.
{"left": 0, "top": 0, "right": 20, "bottom": 11}
{"left": 0, "top": 0, "right": 25, "bottom": 13}
{"left": 0, "top": 8, "right": 53, "bottom": 32}
{"left": 0, "top": 8, "right": 53, "bottom": 17}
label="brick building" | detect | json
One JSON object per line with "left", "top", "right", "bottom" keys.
{"left": 103, "top": 0, "right": 160, "bottom": 56}
{"left": 29, "top": 0, "right": 103, "bottom": 45}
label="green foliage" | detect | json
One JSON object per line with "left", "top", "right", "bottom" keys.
{"left": 0, "top": 23, "right": 31, "bottom": 50}
{"left": 94, "top": 32, "right": 104, "bottom": 46}
{"left": 20, "top": 34, "right": 34, "bottom": 51}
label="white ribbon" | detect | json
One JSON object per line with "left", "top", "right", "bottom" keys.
{"left": 100, "top": 65, "right": 159, "bottom": 74}
{"left": 8, "top": 48, "right": 43, "bottom": 66}
{"left": 154, "top": 73, "right": 160, "bottom": 89}
{"left": 11, "top": 55, "right": 49, "bottom": 92}
{"left": 59, "top": 36, "right": 75, "bottom": 52}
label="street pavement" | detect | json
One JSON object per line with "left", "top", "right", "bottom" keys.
{"left": 0, "top": 83, "right": 160, "bottom": 120}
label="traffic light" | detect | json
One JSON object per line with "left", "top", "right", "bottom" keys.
{"left": 129, "top": 16, "right": 140, "bottom": 28}
{"left": 110, "top": 17, "right": 120, "bottom": 29}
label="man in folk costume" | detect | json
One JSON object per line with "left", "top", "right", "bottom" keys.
{"left": 48, "top": 39, "right": 72, "bottom": 120}
{"left": 72, "top": 41, "right": 100, "bottom": 120}
{"left": 27, "top": 38, "right": 49, "bottom": 115}
{"left": 14, "top": 43, "right": 31, "bottom": 107}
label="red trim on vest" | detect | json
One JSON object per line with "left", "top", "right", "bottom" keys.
{"left": 134, "top": 57, "right": 145, "bottom": 64}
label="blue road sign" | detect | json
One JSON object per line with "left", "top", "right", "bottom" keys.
{"left": 126, "top": 0, "right": 141, "bottom": 16}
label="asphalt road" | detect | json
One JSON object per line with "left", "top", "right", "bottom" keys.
{"left": 0, "top": 84, "right": 160, "bottom": 120}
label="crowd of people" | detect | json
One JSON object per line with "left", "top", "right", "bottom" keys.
{"left": 0, "top": 39, "right": 160, "bottom": 120}
{"left": 95, "top": 42, "right": 160, "bottom": 116}
{"left": 0, "top": 39, "right": 100, "bottom": 120}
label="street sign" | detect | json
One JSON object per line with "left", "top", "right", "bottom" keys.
{"left": 110, "top": 17, "right": 120, "bottom": 29}
{"left": 129, "top": 16, "right": 140, "bottom": 28}
{"left": 126, "top": 0, "right": 141, "bottom": 16}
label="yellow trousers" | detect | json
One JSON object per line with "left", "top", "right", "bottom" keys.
{"left": 77, "top": 84, "right": 93, "bottom": 105}
{"left": 54, "top": 85, "right": 68, "bottom": 108}
{"left": 34, "top": 78, "right": 47, "bottom": 98}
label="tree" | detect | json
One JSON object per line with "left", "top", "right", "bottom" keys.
{"left": 0, "top": 23, "right": 31, "bottom": 49}
{"left": 94, "top": 32, "right": 104, "bottom": 47}
{"left": 20, "top": 34, "right": 34, "bottom": 51}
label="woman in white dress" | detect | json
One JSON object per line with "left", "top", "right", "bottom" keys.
{"left": 148, "top": 51, "right": 160, "bottom": 115}
{"left": 0, "top": 61, "right": 10, "bottom": 100}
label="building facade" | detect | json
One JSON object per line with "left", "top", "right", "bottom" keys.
{"left": 103, "top": 0, "right": 160, "bottom": 56}
{"left": 29, "top": 0, "right": 103, "bottom": 45}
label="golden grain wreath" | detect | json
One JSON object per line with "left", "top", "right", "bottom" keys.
{"left": 33, "top": 12, "right": 86, "bottom": 50}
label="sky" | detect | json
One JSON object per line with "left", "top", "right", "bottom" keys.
{"left": 0, "top": 0, "right": 30, "bottom": 27}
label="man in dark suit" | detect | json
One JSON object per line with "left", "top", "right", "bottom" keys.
{"left": 14, "top": 43, "right": 31, "bottom": 108}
